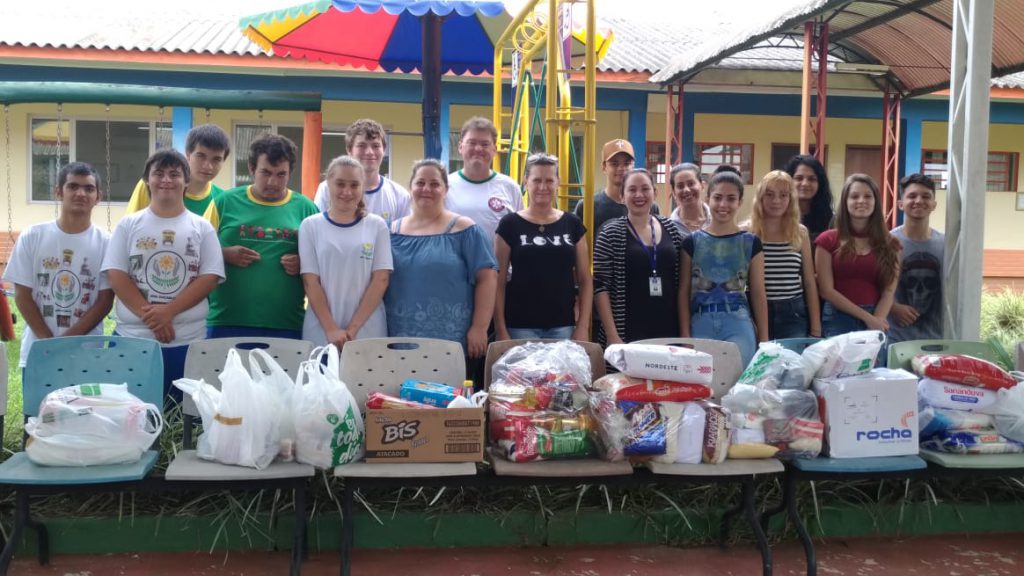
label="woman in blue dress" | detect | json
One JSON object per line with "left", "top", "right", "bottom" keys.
{"left": 384, "top": 159, "right": 498, "bottom": 360}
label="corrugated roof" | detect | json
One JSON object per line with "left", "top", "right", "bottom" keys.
{"left": 650, "top": 0, "right": 1024, "bottom": 97}
{"left": 596, "top": 17, "right": 706, "bottom": 73}
{"left": 0, "top": 14, "right": 262, "bottom": 56}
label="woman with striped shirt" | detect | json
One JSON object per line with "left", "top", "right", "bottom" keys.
{"left": 748, "top": 170, "right": 821, "bottom": 340}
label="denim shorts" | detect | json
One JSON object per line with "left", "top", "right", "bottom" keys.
{"left": 767, "top": 296, "right": 809, "bottom": 340}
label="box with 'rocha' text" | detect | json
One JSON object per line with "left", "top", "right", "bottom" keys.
{"left": 364, "top": 407, "right": 485, "bottom": 463}
{"left": 812, "top": 368, "right": 919, "bottom": 458}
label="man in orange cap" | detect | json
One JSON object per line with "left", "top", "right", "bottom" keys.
{"left": 573, "top": 138, "right": 659, "bottom": 232}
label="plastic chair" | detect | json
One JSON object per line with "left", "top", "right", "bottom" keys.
{"left": 886, "top": 339, "right": 997, "bottom": 372}
{"left": 630, "top": 337, "right": 743, "bottom": 400}
{"left": 335, "top": 337, "right": 476, "bottom": 576}
{"left": 0, "top": 336, "right": 163, "bottom": 572}
{"left": 165, "top": 337, "right": 314, "bottom": 576}
{"left": 773, "top": 337, "right": 822, "bottom": 354}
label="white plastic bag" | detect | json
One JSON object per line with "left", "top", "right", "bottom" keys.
{"left": 994, "top": 384, "right": 1024, "bottom": 443}
{"left": 806, "top": 331, "right": 885, "bottom": 379}
{"left": 249, "top": 348, "right": 299, "bottom": 462}
{"left": 26, "top": 383, "right": 163, "bottom": 466}
{"left": 173, "top": 349, "right": 281, "bottom": 470}
{"left": 293, "top": 345, "right": 364, "bottom": 468}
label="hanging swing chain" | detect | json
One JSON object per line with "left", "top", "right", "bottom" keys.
{"left": 54, "top": 103, "right": 64, "bottom": 217}
{"left": 105, "top": 104, "right": 113, "bottom": 231}
{"left": 4, "top": 104, "right": 13, "bottom": 241}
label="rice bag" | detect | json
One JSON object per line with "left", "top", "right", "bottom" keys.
{"left": 699, "top": 401, "right": 729, "bottom": 464}
{"left": 919, "top": 406, "right": 994, "bottom": 438}
{"left": 603, "top": 344, "right": 713, "bottom": 385}
{"left": 921, "top": 430, "right": 1024, "bottom": 455}
{"left": 619, "top": 401, "right": 667, "bottom": 457}
{"left": 806, "top": 331, "right": 885, "bottom": 379}
{"left": 739, "top": 342, "right": 812, "bottom": 390}
{"left": 654, "top": 402, "right": 706, "bottom": 464}
{"left": 591, "top": 373, "right": 712, "bottom": 402}
{"left": 911, "top": 354, "right": 1017, "bottom": 391}
{"left": 918, "top": 378, "right": 999, "bottom": 414}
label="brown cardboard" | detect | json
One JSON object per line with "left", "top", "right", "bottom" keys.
{"left": 364, "top": 407, "right": 485, "bottom": 463}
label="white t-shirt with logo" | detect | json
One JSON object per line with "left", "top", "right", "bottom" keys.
{"left": 2, "top": 221, "right": 110, "bottom": 367}
{"left": 445, "top": 170, "right": 523, "bottom": 244}
{"left": 101, "top": 209, "right": 225, "bottom": 346}
{"left": 298, "top": 212, "right": 393, "bottom": 345}
{"left": 314, "top": 176, "right": 412, "bottom": 227}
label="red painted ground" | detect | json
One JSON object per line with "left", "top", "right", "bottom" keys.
{"left": 9, "top": 534, "right": 1022, "bottom": 575}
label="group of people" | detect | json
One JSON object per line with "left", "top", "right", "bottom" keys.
{"left": 3, "top": 115, "right": 945, "bottom": 392}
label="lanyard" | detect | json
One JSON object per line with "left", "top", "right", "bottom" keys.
{"left": 626, "top": 216, "right": 658, "bottom": 275}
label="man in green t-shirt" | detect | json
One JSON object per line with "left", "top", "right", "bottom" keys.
{"left": 125, "top": 124, "right": 231, "bottom": 216}
{"left": 203, "top": 134, "right": 318, "bottom": 338}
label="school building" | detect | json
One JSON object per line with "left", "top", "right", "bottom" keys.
{"left": 1, "top": 9, "right": 1023, "bottom": 287}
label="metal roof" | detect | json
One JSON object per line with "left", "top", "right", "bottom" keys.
{"left": 596, "top": 16, "right": 705, "bottom": 73}
{"left": 650, "top": 0, "right": 1024, "bottom": 97}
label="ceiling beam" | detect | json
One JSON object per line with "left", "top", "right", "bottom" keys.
{"left": 830, "top": 0, "right": 948, "bottom": 42}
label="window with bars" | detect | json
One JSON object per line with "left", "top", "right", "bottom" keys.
{"left": 30, "top": 118, "right": 171, "bottom": 202}
{"left": 646, "top": 141, "right": 667, "bottom": 185}
{"left": 920, "top": 149, "right": 1018, "bottom": 192}
{"left": 696, "top": 143, "right": 754, "bottom": 184}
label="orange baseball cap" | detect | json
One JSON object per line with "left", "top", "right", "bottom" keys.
{"left": 602, "top": 139, "right": 635, "bottom": 163}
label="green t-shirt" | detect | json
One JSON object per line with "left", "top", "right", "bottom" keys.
{"left": 125, "top": 180, "right": 224, "bottom": 217}
{"left": 205, "top": 186, "right": 319, "bottom": 331}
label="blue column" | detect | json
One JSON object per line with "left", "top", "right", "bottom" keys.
{"left": 626, "top": 96, "right": 648, "bottom": 168}
{"left": 681, "top": 97, "right": 696, "bottom": 163}
{"left": 439, "top": 93, "right": 451, "bottom": 167}
{"left": 171, "top": 107, "right": 193, "bottom": 152}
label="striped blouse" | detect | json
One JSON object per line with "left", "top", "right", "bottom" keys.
{"left": 762, "top": 240, "right": 804, "bottom": 301}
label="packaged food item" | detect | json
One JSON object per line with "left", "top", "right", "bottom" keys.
{"left": 400, "top": 379, "right": 460, "bottom": 407}
{"left": 763, "top": 417, "right": 824, "bottom": 458}
{"left": 919, "top": 406, "right": 994, "bottom": 438}
{"left": 728, "top": 443, "right": 780, "bottom": 459}
{"left": 500, "top": 411, "right": 594, "bottom": 462}
{"left": 806, "top": 331, "right": 885, "bottom": 379}
{"left": 591, "top": 373, "right": 712, "bottom": 403}
{"left": 366, "top": 392, "right": 436, "bottom": 410}
{"left": 730, "top": 412, "right": 766, "bottom": 445}
{"left": 738, "top": 342, "right": 812, "bottom": 390}
{"left": 655, "top": 402, "right": 706, "bottom": 464}
{"left": 619, "top": 401, "right": 667, "bottom": 457}
{"left": 699, "top": 401, "right": 729, "bottom": 464}
{"left": 604, "top": 344, "right": 713, "bottom": 385}
{"left": 918, "top": 378, "right": 999, "bottom": 414}
{"left": 587, "top": 393, "right": 629, "bottom": 462}
{"left": 921, "top": 430, "right": 1024, "bottom": 455}
{"left": 911, "top": 354, "right": 1017, "bottom": 391}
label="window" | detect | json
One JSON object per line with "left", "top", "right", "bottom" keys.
{"left": 646, "top": 141, "right": 667, "bottom": 185}
{"left": 30, "top": 117, "right": 170, "bottom": 202}
{"left": 920, "top": 150, "right": 1018, "bottom": 192}
{"left": 696, "top": 143, "right": 753, "bottom": 184}
{"left": 233, "top": 124, "right": 361, "bottom": 191}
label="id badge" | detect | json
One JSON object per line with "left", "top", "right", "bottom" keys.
{"left": 649, "top": 275, "right": 663, "bottom": 297}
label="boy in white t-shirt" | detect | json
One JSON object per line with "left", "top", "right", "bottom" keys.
{"left": 102, "top": 150, "right": 225, "bottom": 396}
{"left": 3, "top": 162, "right": 114, "bottom": 369}
{"left": 445, "top": 116, "right": 523, "bottom": 244}
{"left": 313, "top": 118, "right": 411, "bottom": 226}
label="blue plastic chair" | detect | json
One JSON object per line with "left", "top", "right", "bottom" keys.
{"left": 0, "top": 336, "right": 163, "bottom": 572}
{"left": 772, "top": 337, "right": 822, "bottom": 354}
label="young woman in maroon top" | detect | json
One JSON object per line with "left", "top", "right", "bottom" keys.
{"left": 814, "top": 174, "right": 901, "bottom": 337}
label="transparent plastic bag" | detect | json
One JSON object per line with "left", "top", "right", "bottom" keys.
{"left": 723, "top": 384, "right": 822, "bottom": 458}
{"left": 739, "top": 342, "right": 812, "bottom": 390}
{"left": 497, "top": 410, "right": 594, "bottom": 462}
{"left": 994, "top": 384, "right": 1024, "bottom": 443}
{"left": 806, "top": 331, "right": 885, "bottom": 379}
{"left": 293, "top": 345, "right": 365, "bottom": 468}
{"left": 25, "top": 383, "right": 163, "bottom": 466}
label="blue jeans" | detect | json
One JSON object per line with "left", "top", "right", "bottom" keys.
{"left": 207, "top": 326, "right": 303, "bottom": 340}
{"left": 767, "top": 296, "right": 809, "bottom": 340}
{"left": 508, "top": 326, "right": 574, "bottom": 340}
{"left": 821, "top": 302, "right": 873, "bottom": 338}
{"left": 690, "top": 304, "right": 757, "bottom": 368}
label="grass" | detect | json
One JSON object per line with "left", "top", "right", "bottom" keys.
{"left": 1, "top": 295, "right": 1024, "bottom": 548}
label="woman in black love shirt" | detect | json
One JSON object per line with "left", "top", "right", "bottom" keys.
{"left": 494, "top": 153, "right": 592, "bottom": 341}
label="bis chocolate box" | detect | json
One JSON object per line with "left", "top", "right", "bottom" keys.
{"left": 364, "top": 407, "right": 485, "bottom": 463}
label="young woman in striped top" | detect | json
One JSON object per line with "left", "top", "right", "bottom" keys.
{"left": 748, "top": 170, "right": 821, "bottom": 340}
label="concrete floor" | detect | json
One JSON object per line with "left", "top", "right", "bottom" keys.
{"left": 9, "top": 533, "right": 1022, "bottom": 575}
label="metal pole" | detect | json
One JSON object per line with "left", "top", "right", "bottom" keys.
{"left": 800, "top": 22, "right": 813, "bottom": 155}
{"left": 943, "top": 0, "right": 994, "bottom": 340}
{"left": 881, "top": 86, "right": 901, "bottom": 228}
{"left": 421, "top": 13, "right": 442, "bottom": 159}
{"left": 814, "top": 22, "right": 828, "bottom": 164}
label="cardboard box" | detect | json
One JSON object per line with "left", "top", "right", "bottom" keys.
{"left": 364, "top": 407, "right": 485, "bottom": 463}
{"left": 812, "top": 368, "right": 919, "bottom": 458}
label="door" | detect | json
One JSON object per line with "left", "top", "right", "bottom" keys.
{"left": 845, "top": 145, "right": 883, "bottom": 185}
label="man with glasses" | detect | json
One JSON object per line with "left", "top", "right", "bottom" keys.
{"left": 446, "top": 117, "right": 523, "bottom": 244}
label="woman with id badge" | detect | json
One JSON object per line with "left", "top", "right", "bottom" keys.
{"left": 680, "top": 169, "right": 769, "bottom": 368}
{"left": 593, "top": 168, "right": 685, "bottom": 347}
